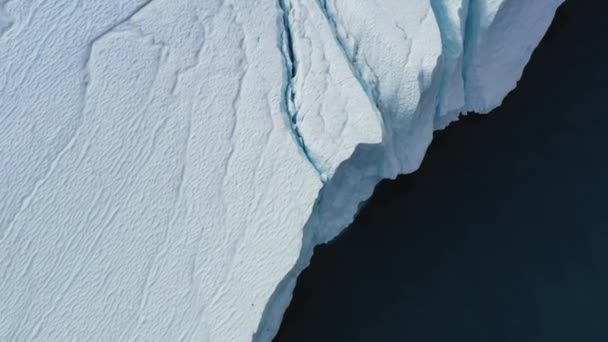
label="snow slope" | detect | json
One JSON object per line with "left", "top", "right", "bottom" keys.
{"left": 0, "top": 0, "right": 563, "bottom": 341}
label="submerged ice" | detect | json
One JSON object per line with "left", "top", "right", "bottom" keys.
{"left": 0, "top": 0, "right": 563, "bottom": 341}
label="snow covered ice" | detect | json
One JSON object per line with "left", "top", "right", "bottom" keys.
{"left": 0, "top": 0, "right": 563, "bottom": 341}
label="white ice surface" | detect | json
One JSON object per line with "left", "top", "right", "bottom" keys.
{"left": 0, "top": 0, "right": 563, "bottom": 341}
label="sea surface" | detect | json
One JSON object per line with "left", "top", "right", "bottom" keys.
{"left": 276, "top": 1, "right": 608, "bottom": 341}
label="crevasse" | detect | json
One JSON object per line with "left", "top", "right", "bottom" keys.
{"left": 278, "top": 0, "right": 328, "bottom": 181}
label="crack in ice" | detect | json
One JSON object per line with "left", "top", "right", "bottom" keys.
{"left": 278, "top": 0, "right": 327, "bottom": 182}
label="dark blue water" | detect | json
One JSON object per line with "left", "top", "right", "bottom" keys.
{"left": 275, "top": 1, "right": 608, "bottom": 341}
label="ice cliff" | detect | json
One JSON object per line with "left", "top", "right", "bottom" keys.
{"left": 0, "top": 0, "right": 563, "bottom": 341}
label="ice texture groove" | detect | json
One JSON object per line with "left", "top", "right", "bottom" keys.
{"left": 0, "top": 0, "right": 563, "bottom": 341}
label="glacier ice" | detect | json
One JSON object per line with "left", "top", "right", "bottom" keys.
{"left": 0, "top": 0, "right": 563, "bottom": 341}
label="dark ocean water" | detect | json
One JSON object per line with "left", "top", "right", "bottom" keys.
{"left": 275, "top": 1, "right": 608, "bottom": 341}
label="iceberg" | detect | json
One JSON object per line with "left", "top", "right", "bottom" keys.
{"left": 0, "top": 0, "right": 563, "bottom": 341}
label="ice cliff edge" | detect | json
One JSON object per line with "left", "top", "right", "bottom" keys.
{"left": 0, "top": 0, "right": 563, "bottom": 341}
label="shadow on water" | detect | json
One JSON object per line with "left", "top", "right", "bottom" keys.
{"left": 275, "top": 1, "right": 608, "bottom": 341}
